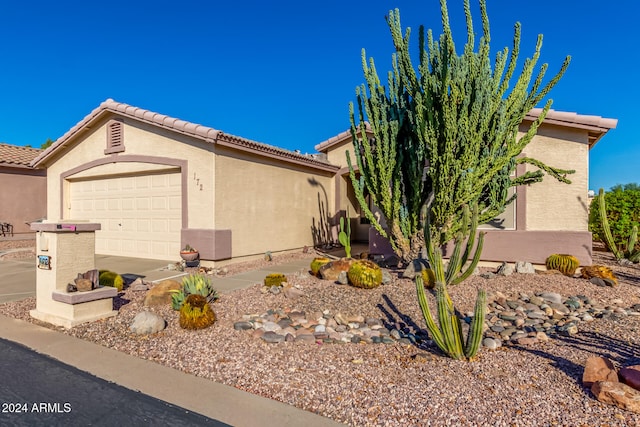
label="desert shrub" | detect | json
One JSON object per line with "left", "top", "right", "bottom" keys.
{"left": 589, "top": 184, "right": 640, "bottom": 251}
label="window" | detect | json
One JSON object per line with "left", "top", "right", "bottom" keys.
{"left": 104, "top": 119, "right": 125, "bottom": 154}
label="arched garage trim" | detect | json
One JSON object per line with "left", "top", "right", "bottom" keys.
{"left": 60, "top": 154, "right": 188, "bottom": 228}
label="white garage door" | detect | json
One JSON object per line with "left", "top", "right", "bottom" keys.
{"left": 69, "top": 173, "right": 182, "bottom": 260}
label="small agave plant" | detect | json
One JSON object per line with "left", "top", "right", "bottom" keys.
{"left": 415, "top": 275, "right": 486, "bottom": 361}
{"left": 171, "top": 274, "right": 219, "bottom": 310}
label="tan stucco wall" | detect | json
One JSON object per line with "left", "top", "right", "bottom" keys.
{"left": 214, "top": 146, "right": 335, "bottom": 258}
{"left": 0, "top": 168, "right": 46, "bottom": 235}
{"left": 324, "top": 124, "right": 591, "bottom": 234}
{"left": 522, "top": 124, "right": 590, "bottom": 231}
{"left": 43, "top": 116, "right": 215, "bottom": 230}
{"left": 326, "top": 139, "right": 356, "bottom": 169}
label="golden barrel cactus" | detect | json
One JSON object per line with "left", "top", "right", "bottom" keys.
{"left": 99, "top": 270, "right": 124, "bottom": 291}
{"left": 545, "top": 254, "right": 579, "bottom": 276}
{"left": 420, "top": 268, "right": 437, "bottom": 289}
{"left": 347, "top": 259, "right": 383, "bottom": 289}
{"left": 581, "top": 265, "right": 618, "bottom": 286}
{"left": 310, "top": 257, "right": 331, "bottom": 276}
{"left": 264, "top": 273, "right": 287, "bottom": 287}
{"left": 179, "top": 294, "right": 216, "bottom": 330}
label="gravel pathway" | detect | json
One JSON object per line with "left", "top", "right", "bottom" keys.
{"left": 1, "top": 248, "right": 639, "bottom": 426}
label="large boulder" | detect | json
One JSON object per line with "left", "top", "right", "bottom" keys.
{"left": 318, "top": 258, "right": 356, "bottom": 281}
{"left": 129, "top": 311, "right": 166, "bottom": 335}
{"left": 402, "top": 259, "right": 429, "bottom": 279}
{"left": 515, "top": 261, "right": 535, "bottom": 274}
{"left": 583, "top": 356, "right": 618, "bottom": 388}
{"left": 621, "top": 366, "right": 640, "bottom": 391}
{"left": 591, "top": 381, "right": 640, "bottom": 414}
{"left": 143, "top": 279, "right": 182, "bottom": 307}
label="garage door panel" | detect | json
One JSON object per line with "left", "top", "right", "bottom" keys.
{"left": 69, "top": 172, "right": 181, "bottom": 260}
{"left": 152, "top": 197, "right": 167, "bottom": 210}
{"left": 122, "top": 198, "right": 135, "bottom": 210}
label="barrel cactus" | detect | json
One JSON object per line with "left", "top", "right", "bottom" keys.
{"left": 98, "top": 270, "right": 124, "bottom": 291}
{"left": 310, "top": 257, "right": 331, "bottom": 276}
{"left": 581, "top": 265, "right": 618, "bottom": 286}
{"left": 264, "top": 273, "right": 287, "bottom": 287}
{"left": 347, "top": 259, "right": 383, "bottom": 289}
{"left": 420, "top": 268, "right": 436, "bottom": 289}
{"left": 179, "top": 294, "right": 216, "bottom": 330}
{"left": 545, "top": 254, "right": 579, "bottom": 276}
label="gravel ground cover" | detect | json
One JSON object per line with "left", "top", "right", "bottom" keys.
{"left": 1, "top": 246, "right": 639, "bottom": 426}
{"left": 0, "top": 239, "right": 35, "bottom": 260}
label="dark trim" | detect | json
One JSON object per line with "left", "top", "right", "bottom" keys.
{"left": 0, "top": 165, "right": 46, "bottom": 176}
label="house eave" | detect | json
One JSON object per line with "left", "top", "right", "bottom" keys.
{"left": 31, "top": 99, "right": 340, "bottom": 173}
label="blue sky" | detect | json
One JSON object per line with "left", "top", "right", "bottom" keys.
{"left": 0, "top": 1, "right": 636, "bottom": 191}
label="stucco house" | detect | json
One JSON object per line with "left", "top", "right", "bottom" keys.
{"left": 31, "top": 99, "right": 616, "bottom": 265}
{"left": 0, "top": 143, "right": 47, "bottom": 237}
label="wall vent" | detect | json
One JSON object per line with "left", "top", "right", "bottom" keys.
{"left": 104, "top": 119, "right": 125, "bottom": 154}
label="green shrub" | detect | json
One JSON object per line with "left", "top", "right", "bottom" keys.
{"left": 98, "top": 270, "right": 124, "bottom": 291}
{"left": 589, "top": 184, "right": 640, "bottom": 251}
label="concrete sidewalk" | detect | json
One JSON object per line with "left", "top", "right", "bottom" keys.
{"left": 0, "top": 314, "right": 342, "bottom": 427}
{"left": 212, "top": 257, "right": 313, "bottom": 293}
{"left": 0, "top": 253, "right": 317, "bottom": 302}
{"left": 0, "top": 255, "right": 345, "bottom": 426}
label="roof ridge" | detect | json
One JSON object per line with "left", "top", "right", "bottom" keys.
{"left": 31, "top": 99, "right": 338, "bottom": 172}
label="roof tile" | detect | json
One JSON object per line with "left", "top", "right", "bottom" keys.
{"left": 0, "top": 143, "right": 42, "bottom": 168}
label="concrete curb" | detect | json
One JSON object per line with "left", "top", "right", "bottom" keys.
{"left": 0, "top": 314, "right": 344, "bottom": 427}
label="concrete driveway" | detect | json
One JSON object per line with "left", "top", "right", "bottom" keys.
{"left": 0, "top": 255, "right": 186, "bottom": 304}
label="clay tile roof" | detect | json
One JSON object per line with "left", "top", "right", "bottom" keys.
{"left": 31, "top": 99, "right": 338, "bottom": 172}
{"left": 315, "top": 123, "right": 371, "bottom": 152}
{"left": 0, "top": 143, "right": 41, "bottom": 168}
{"left": 524, "top": 108, "right": 617, "bottom": 147}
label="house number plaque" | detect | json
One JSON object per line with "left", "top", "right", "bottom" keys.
{"left": 37, "top": 255, "right": 51, "bottom": 270}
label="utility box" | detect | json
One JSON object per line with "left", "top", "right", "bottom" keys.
{"left": 29, "top": 221, "right": 117, "bottom": 328}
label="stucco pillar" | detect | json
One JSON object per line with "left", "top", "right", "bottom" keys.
{"left": 29, "top": 221, "right": 117, "bottom": 328}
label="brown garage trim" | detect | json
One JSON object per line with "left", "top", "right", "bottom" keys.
{"left": 60, "top": 155, "right": 188, "bottom": 228}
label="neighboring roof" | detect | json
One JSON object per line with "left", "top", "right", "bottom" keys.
{"left": 31, "top": 99, "right": 339, "bottom": 173}
{"left": 315, "top": 109, "right": 618, "bottom": 152}
{"left": 0, "top": 143, "right": 42, "bottom": 169}
{"left": 314, "top": 123, "right": 371, "bottom": 153}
